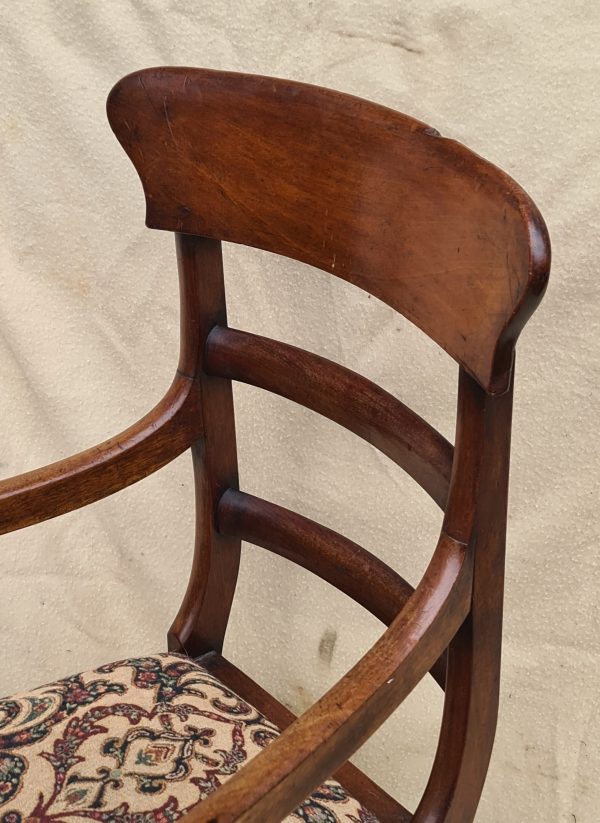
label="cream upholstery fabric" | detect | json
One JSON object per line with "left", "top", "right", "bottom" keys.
{"left": 0, "top": 653, "right": 377, "bottom": 822}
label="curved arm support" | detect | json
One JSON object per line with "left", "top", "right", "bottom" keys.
{"left": 0, "top": 373, "right": 203, "bottom": 535}
{"left": 180, "top": 530, "right": 472, "bottom": 823}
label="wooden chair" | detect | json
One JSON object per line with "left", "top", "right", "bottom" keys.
{"left": 0, "top": 68, "right": 550, "bottom": 821}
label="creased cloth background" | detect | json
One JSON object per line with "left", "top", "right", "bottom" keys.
{"left": 0, "top": 1, "right": 598, "bottom": 820}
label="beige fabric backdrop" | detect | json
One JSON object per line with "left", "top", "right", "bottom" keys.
{"left": 0, "top": 1, "right": 598, "bottom": 820}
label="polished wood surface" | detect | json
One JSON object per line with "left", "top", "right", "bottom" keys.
{"left": 1, "top": 67, "right": 551, "bottom": 821}
{"left": 193, "top": 530, "right": 471, "bottom": 823}
{"left": 205, "top": 325, "right": 453, "bottom": 508}
{"left": 0, "top": 373, "right": 203, "bottom": 535}
{"left": 168, "top": 234, "right": 241, "bottom": 657}
{"left": 414, "top": 370, "right": 515, "bottom": 822}
{"left": 217, "top": 488, "right": 447, "bottom": 688}
{"left": 108, "top": 66, "right": 550, "bottom": 393}
{"left": 198, "top": 651, "right": 412, "bottom": 823}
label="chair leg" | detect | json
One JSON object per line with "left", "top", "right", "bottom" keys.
{"left": 413, "top": 610, "right": 502, "bottom": 822}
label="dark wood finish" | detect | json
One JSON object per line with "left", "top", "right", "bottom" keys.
{"left": 184, "top": 530, "right": 471, "bottom": 822}
{"left": 107, "top": 66, "right": 550, "bottom": 394}
{"left": 177, "top": 346, "right": 508, "bottom": 823}
{"left": 205, "top": 326, "right": 453, "bottom": 509}
{"left": 217, "top": 488, "right": 415, "bottom": 626}
{"left": 0, "top": 373, "right": 202, "bottom": 535}
{"left": 198, "top": 651, "right": 412, "bottom": 823}
{"left": 1, "top": 67, "right": 551, "bottom": 821}
{"left": 168, "top": 234, "right": 241, "bottom": 657}
{"left": 217, "top": 488, "right": 447, "bottom": 689}
{"left": 413, "top": 369, "right": 514, "bottom": 823}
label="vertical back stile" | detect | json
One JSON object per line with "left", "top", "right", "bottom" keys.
{"left": 167, "top": 233, "right": 241, "bottom": 656}
{"left": 414, "top": 367, "right": 514, "bottom": 821}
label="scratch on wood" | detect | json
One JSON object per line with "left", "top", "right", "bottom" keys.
{"left": 138, "top": 75, "right": 161, "bottom": 118}
{"left": 164, "top": 96, "right": 175, "bottom": 142}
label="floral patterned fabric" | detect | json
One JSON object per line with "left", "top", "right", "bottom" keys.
{"left": 0, "top": 653, "right": 378, "bottom": 822}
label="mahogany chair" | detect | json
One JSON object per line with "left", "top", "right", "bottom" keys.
{"left": 0, "top": 68, "right": 550, "bottom": 821}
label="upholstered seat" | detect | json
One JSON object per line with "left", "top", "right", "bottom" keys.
{"left": 0, "top": 653, "right": 377, "bottom": 822}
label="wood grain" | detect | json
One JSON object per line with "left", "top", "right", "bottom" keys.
{"left": 168, "top": 234, "right": 241, "bottom": 657}
{"left": 182, "top": 530, "right": 471, "bottom": 822}
{"left": 0, "top": 66, "right": 551, "bottom": 822}
{"left": 413, "top": 369, "right": 515, "bottom": 822}
{"left": 205, "top": 325, "right": 453, "bottom": 509}
{"left": 107, "top": 67, "right": 550, "bottom": 393}
{"left": 217, "top": 488, "right": 447, "bottom": 688}
{"left": 0, "top": 373, "right": 202, "bottom": 535}
{"left": 198, "top": 651, "right": 413, "bottom": 823}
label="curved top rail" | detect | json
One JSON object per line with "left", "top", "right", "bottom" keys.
{"left": 107, "top": 67, "right": 550, "bottom": 393}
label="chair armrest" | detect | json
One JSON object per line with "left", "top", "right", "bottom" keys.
{"left": 0, "top": 373, "right": 203, "bottom": 535}
{"left": 180, "top": 532, "right": 472, "bottom": 823}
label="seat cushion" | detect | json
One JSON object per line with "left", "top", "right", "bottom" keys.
{"left": 0, "top": 653, "right": 378, "bottom": 822}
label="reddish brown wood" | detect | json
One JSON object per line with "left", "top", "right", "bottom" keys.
{"left": 168, "top": 234, "right": 241, "bottom": 656}
{"left": 1, "top": 67, "right": 551, "bottom": 822}
{"left": 217, "top": 488, "right": 414, "bottom": 625}
{"left": 413, "top": 369, "right": 515, "bottom": 823}
{"left": 198, "top": 651, "right": 412, "bottom": 823}
{"left": 0, "top": 373, "right": 203, "bottom": 535}
{"left": 218, "top": 487, "right": 447, "bottom": 689}
{"left": 181, "top": 530, "right": 471, "bottom": 822}
{"left": 107, "top": 67, "right": 550, "bottom": 393}
{"left": 177, "top": 343, "right": 507, "bottom": 823}
{"left": 205, "top": 325, "right": 453, "bottom": 509}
